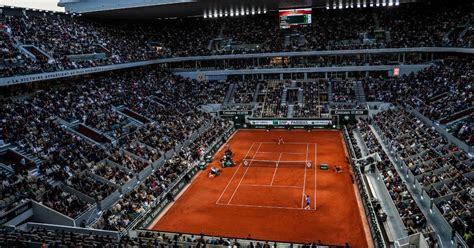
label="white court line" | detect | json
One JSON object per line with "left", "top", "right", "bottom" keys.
{"left": 255, "top": 151, "right": 306, "bottom": 155}
{"left": 301, "top": 144, "right": 309, "bottom": 209}
{"left": 240, "top": 184, "right": 303, "bottom": 189}
{"left": 260, "top": 142, "right": 313, "bottom": 145}
{"left": 216, "top": 202, "right": 317, "bottom": 211}
{"left": 244, "top": 159, "right": 310, "bottom": 163}
{"left": 227, "top": 142, "right": 262, "bottom": 204}
{"left": 314, "top": 143, "right": 317, "bottom": 210}
{"left": 270, "top": 152, "right": 282, "bottom": 186}
{"left": 216, "top": 142, "right": 255, "bottom": 204}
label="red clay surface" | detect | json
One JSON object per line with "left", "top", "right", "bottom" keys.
{"left": 151, "top": 129, "right": 368, "bottom": 247}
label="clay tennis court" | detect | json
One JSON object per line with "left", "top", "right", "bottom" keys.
{"left": 150, "top": 129, "right": 370, "bottom": 247}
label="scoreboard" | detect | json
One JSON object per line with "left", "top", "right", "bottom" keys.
{"left": 279, "top": 8, "right": 312, "bottom": 29}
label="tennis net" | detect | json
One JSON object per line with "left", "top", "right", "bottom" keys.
{"left": 242, "top": 159, "right": 313, "bottom": 168}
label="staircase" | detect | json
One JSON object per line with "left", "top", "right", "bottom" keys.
{"left": 0, "top": 162, "right": 14, "bottom": 177}
{"left": 11, "top": 147, "right": 43, "bottom": 167}
{"left": 11, "top": 147, "right": 59, "bottom": 186}
{"left": 458, "top": 25, "right": 473, "bottom": 41}
{"left": 21, "top": 45, "right": 54, "bottom": 63}
{"left": 217, "top": 22, "right": 226, "bottom": 39}
{"left": 224, "top": 83, "right": 236, "bottom": 104}
{"left": 372, "top": 11, "right": 380, "bottom": 30}
{"left": 354, "top": 81, "right": 367, "bottom": 104}
{"left": 284, "top": 36, "right": 291, "bottom": 48}
{"left": 287, "top": 105, "right": 294, "bottom": 118}
{"left": 252, "top": 83, "right": 261, "bottom": 103}
{"left": 328, "top": 81, "right": 333, "bottom": 103}
{"left": 297, "top": 88, "right": 304, "bottom": 106}
{"left": 281, "top": 87, "right": 288, "bottom": 105}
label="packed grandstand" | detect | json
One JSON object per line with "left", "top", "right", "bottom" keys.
{"left": 0, "top": 0, "right": 473, "bottom": 247}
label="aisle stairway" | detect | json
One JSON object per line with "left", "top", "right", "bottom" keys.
{"left": 224, "top": 83, "right": 236, "bottom": 104}
{"left": 355, "top": 81, "right": 367, "bottom": 104}
{"left": 297, "top": 88, "right": 304, "bottom": 106}
{"left": 328, "top": 81, "right": 333, "bottom": 103}
{"left": 287, "top": 105, "right": 294, "bottom": 118}
{"left": 281, "top": 87, "right": 288, "bottom": 105}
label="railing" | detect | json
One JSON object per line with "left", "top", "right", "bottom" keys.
{"left": 125, "top": 125, "right": 235, "bottom": 232}
{"left": 25, "top": 222, "right": 120, "bottom": 239}
{"left": 67, "top": 52, "right": 106, "bottom": 62}
{"left": 2, "top": 47, "right": 473, "bottom": 86}
{"left": 133, "top": 230, "right": 346, "bottom": 248}
{"left": 125, "top": 164, "right": 200, "bottom": 234}
{"left": 371, "top": 122, "right": 469, "bottom": 247}
{"left": 405, "top": 105, "right": 473, "bottom": 154}
{"left": 78, "top": 121, "right": 217, "bottom": 232}
{"left": 342, "top": 126, "right": 385, "bottom": 248}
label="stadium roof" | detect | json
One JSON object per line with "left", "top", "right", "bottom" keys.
{"left": 59, "top": 0, "right": 418, "bottom": 19}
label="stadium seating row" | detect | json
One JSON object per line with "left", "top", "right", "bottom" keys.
{"left": 1, "top": 0, "right": 472, "bottom": 77}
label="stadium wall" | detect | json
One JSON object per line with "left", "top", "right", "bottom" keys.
{"left": 2, "top": 47, "right": 473, "bottom": 86}
{"left": 59, "top": 0, "right": 194, "bottom": 13}
{"left": 175, "top": 64, "right": 432, "bottom": 81}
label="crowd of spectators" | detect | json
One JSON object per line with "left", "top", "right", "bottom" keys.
{"left": 347, "top": 120, "right": 429, "bottom": 235}
{"left": 363, "top": 58, "right": 473, "bottom": 144}
{"left": 0, "top": 32, "right": 21, "bottom": 62}
{"left": 65, "top": 173, "right": 116, "bottom": 201}
{"left": 0, "top": 227, "right": 323, "bottom": 248}
{"left": 331, "top": 80, "right": 356, "bottom": 103}
{"left": 446, "top": 115, "right": 473, "bottom": 146}
{"left": 39, "top": 185, "right": 91, "bottom": 218}
{"left": 1, "top": 0, "right": 472, "bottom": 77}
{"left": 255, "top": 81, "right": 287, "bottom": 118}
{"left": 95, "top": 119, "right": 231, "bottom": 231}
{"left": 372, "top": 109, "right": 473, "bottom": 244}
{"left": 232, "top": 80, "right": 259, "bottom": 104}
{"left": 293, "top": 81, "right": 329, "bottom": 118}
{"left": 0, "top": 66, "right": 233, "bottom": 220}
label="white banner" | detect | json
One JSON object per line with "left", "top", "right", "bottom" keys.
{"left": 248, "top": 119, "right": 331, "bottom": 126}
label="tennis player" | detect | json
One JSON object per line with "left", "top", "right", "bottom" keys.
{"left": 305, "top": 194, "right": 311, "bottom": 210}
{"left": 278, "top": 136, "right": 284, "bottom": 145}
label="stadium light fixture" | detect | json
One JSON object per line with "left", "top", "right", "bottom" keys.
{"left": 395, "top": 0, "right": 400, "bottom": 6}
{"left": 213, "top": 10, "right": 218, "bottom": 18}
{"left": 370, "top": 0, "right": 374, "bottom": 7}
{"left": 219, "top": 10, "right": 223, "bottom": 17}
{"left": 224, "top": 11, "right": 228, "bottom": 17}
{"left": 376, "top": 0, "right": 380, "bottom": 7}
{"left": 257, "top": 7, "right": 261, "bottom": 14}
{"left": 382, "top": 0, "right": 387, "bottom": 6}
{"left": 388, "top": 0, "right": 393, "bottom": 6}
{"left": 357, "top": 0, "right": 361, "bottom": 8}
{"left": 363, "top": 0, "right": 367, "bottom": 8}
{"left": 263, "top": 8, "right": 267, "bottom": 13}
{"left": 203, "top": 13, "right": 207, "bottom": 18}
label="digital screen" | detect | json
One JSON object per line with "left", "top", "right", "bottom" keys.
{"left": 393, "top": 68, "right": 400, "bottom": 76}
{"left": 279, "top": 8, "right": 312, "bottom": 29}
